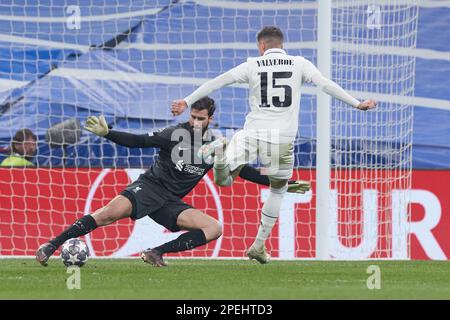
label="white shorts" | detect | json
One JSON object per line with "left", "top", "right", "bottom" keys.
{"left": 225, "top": 130, "right": 294, "bottom": 180}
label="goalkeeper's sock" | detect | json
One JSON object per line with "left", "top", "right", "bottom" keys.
{"left": 153, "top": 229, "right": 207, "bottom": 254}
{"left": 253, "top": 185, "right": 288, "bottom": 251}
{"left": 49, "top": 215, "right": 98, "bottom": 248}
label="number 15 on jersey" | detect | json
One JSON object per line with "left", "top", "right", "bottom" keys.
{"left": 258, "top": 71, "right": 293, "bottom": 108}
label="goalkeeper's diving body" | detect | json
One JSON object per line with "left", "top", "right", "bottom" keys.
{"left": 36, "top": 97, "right": 309, "bottom": 267}
{"left": 171, "top": 26, "right": 377, "bottom": 264}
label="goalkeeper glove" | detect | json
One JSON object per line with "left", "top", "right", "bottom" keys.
{"left": 84, "top": 115, "right": 109, "bottom": 137}
{"left": 287, "top": 180, "right": 311, "bottom": 194}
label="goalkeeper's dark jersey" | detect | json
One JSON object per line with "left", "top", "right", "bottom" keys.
{"left": 104, "top": 122, "right": 216, "bottom": 198}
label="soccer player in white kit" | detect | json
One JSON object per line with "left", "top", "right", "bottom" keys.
{"left": 172, "top": 26, "right": 376, "bottom": 264}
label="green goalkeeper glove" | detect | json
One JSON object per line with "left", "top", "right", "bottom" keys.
{"left": 287, "top": 180, "right": 311, "bottom": 194}
{"left": 84, "top": 115, "right": 109, "bottom": 137}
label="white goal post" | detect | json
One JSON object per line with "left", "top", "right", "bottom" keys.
{"left": 317, "top": 0, "right": 418, "bottom": 259}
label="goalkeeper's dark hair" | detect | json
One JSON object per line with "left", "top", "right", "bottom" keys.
{"left": 191, "top": 97, "right": 216, "bottom": 117}
{"left": 257, "top": 26, "right": 284, "bottom": 44}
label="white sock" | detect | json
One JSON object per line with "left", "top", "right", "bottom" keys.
{"left": 253, "top": 185, "right": 288, "bottom": 250}
{"left": 213, "top": 163, "right": 233, "bottom": 186}
{"left": 213, "top": 146, "right": 233, "bottom": 186}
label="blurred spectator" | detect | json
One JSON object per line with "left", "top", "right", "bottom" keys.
{"left": 0, "top": 128, "right": 37, "bottom": 167}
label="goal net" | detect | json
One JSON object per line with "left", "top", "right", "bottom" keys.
{"left": 0, "top": 0, "right": 418, "bottom": 260}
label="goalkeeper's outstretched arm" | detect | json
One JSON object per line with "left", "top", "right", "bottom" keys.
{"left": 238, "top": 165, "right": 311, "bottom": 194}
{"left": 103, "top": 130, "right": 167, "bottom": 148}
{"left": 84, "top": 115, "right": 167, "bottom": 148}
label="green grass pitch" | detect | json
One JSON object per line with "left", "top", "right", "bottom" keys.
{"left": 0, "top": 259, "right": 449, "bottom": 299}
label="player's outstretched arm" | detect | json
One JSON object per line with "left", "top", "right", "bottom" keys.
{"left": 302, "top": 59, "right": 377, "bottom": 111}
{"left": 84, "top": 115, "right": 167, "bottom": 148}
{"left": 171, "top": 99, "right": 188, "bottom": 116}
{"left": 171, "top": 62, "right": 249, "bottom": 116}
{"left": 238, "top": 165, "right": 311, "bottom": 194}
{"left": 355, "top": 99, "right": 377, "bottom": 111}
{"left": 238, "top": 165, "right": 269, "bottom": 185}
{"left": 312, "top": 73, "right": 377, "bottom": 111}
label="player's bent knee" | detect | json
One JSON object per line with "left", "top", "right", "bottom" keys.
{"left": 204, "top": 221, "right": 222, "bottom": 242}
{"left": 91, "top": 195, "right": 132, "bottom": 227}
{"left": 212, "top": 222, "right": 223, "bottom": 239}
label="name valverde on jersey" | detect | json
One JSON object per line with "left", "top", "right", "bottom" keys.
{"left": 256, "top": 58, "right": 294, "bottom": 67}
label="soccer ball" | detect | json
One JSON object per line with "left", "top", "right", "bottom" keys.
{"left": 61, "top": 238, "right": 90, "bottom": 267}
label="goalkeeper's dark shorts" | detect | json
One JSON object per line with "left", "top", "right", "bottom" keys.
{"left": 120, "top": 175, "right": 192, "bottom": 232}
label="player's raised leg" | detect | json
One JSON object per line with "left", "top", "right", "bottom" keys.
{"left": 213, "top": 130, "right": 257, "bottom": 187}
{"left": 196, "top": 133, "right": 233, "bottom": 186}
{"left": 142, "top": 208, "right": 222, "bottom": 267}
{"left": 36, "top": 195, "right": 132, "bottom": 266}
{"left": 212, "top": 137, "right": 233, "bottom": 186}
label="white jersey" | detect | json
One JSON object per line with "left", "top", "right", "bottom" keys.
{"left": 184, "top": 48, "right": 360, "bottom": 144}
{"left": 228, "top": 48, "right": 320, "bottom": 143}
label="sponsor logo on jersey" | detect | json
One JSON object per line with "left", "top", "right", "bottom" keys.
{"left": 175, "top": 159, "right": 205, "bottom": 176}
{"left": 175, "top": 160, "right": 184, "bottom": 171}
